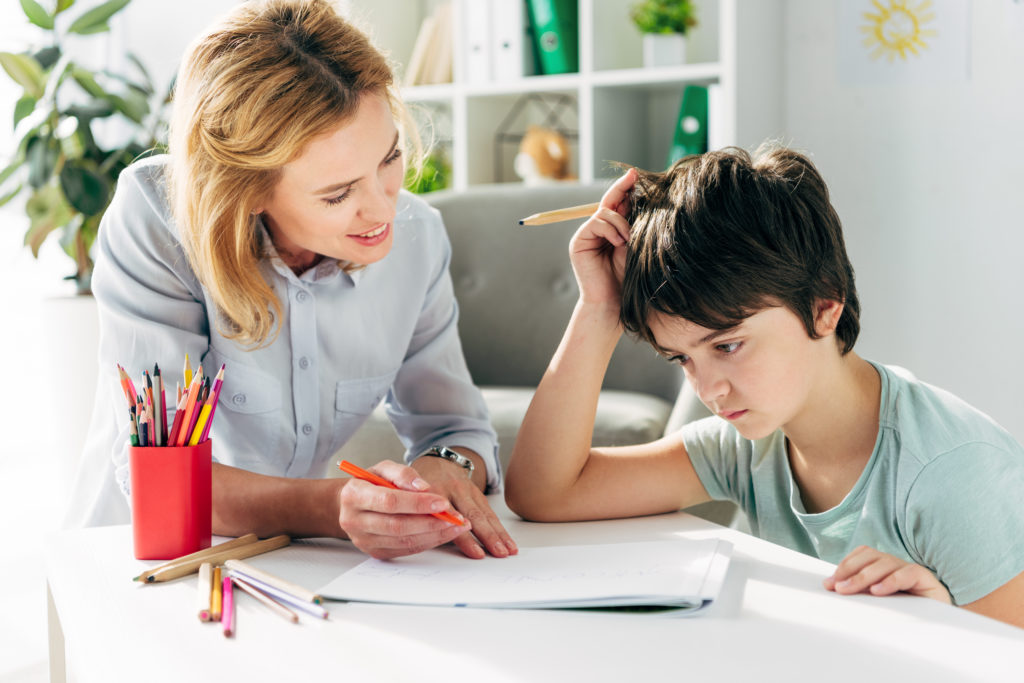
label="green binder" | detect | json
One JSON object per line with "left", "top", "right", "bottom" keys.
{"left": 667, "top": 85, "right": 709, "bottom": 167}
{"left": 526, "top": 0, "right": 579, "bottom": 75}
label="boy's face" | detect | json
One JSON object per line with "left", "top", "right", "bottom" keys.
{"left": 649, "top": 305, "right": 834, "bottom": 441}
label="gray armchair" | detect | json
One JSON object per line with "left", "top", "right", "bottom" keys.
{"left": 331, "top": 182, "right": 737, "bottom": 527}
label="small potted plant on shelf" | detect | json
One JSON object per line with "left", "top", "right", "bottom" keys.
{"left": 630, "top": 0, "right": 698, "bottom": 68}
{"left": 0, "top": 0, "right": 171, "bottom": 295}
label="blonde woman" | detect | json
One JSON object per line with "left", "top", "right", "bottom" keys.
{"left": 69, "top": 0, "right": 516, "bottom": 560}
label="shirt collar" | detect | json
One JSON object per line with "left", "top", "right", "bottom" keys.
{"left": 256, "top": 216, "right": 359, "bottom": 286}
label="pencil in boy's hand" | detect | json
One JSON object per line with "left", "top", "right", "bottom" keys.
{"left": 518, "top": 201, "right": 600, "bottom": 226}
{"left": 337, "top": 460, "right": 466, "bottom": 527}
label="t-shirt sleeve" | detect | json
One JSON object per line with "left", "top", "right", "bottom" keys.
{"left": 904, "top": 443, "right": 1024, "bottom": 605}
{"left": 681, "top": 416, "right": 747, "bottom": 503}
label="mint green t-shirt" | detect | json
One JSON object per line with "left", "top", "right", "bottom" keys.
{"left": 681, "top": 361, "right": 1024, "bottom": 605}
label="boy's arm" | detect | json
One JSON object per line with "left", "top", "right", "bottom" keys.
{"left": 962, "top": 571, "right": 1024, "bottom": 628}
{"left": 504, "top": 171, "right": 711, "bottom": 522}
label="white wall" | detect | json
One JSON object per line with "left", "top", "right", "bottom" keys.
{"left": 781, "top": 0, "right": 1024, "bottom": 441}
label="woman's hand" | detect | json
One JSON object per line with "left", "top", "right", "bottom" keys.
{"left": 824, "top": 545, "right": 952, "bottom": 603}
{"left": 337, "top": 460, "right": 472, "bottom": 560}
{"left": 412, "top": 453, "right": 518, "bottom": 560}
{"left": 569, "top": 168, "right": 637, "bottom": 307}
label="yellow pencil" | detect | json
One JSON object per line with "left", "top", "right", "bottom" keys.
{"left": 188, "top": 403, "right": 212, "bottom": 446}
{"left": 184, "top": 352, "right": 192, "bottom": 388}
{"left": 518, "top": 201, "right": 599, "bottom": 226}
{"left": 211, "top": 566, "right": 223, "bottom": 621}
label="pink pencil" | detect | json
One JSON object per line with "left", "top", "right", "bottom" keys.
{"left": 222, "top": 574, "right": 235, "bottom": 637}
{"left": 199, "top": 365, "right": 226, "bottom": 443}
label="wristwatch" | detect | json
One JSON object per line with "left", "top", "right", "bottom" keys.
{"left": 418, "top": 446, "right": 474, "bottom": 478}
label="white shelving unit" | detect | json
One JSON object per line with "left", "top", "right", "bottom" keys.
{"left": 347, "top": 0, "right": 783, "bottom": 191}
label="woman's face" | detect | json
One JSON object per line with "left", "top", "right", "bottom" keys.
{"left": 257, "top": 94, "right": 404, "bottom": 270}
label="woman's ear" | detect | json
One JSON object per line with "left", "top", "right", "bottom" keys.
{"left": 814, "top": 299, "right": 845, "bottom": 337}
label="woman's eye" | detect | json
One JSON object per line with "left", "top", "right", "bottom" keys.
{"left": 323, "top": 188, "right": 353, "bottom": 206}
{"left": 383, "top": 148, "right": 402, "bottom": 166}
{"left": 717, "top": 342, "right": 742, "bottom": 354}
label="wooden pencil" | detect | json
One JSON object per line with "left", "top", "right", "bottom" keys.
{"left": 221, "top": 574, "right": 234, "bottom": 637}
{"left": 137, "top": 535, "right": 292, "bottom": 583}
{"left": 133, "top": 533, "right": 259, "bottom": 582}
{"left": 197, "top": 562, "right": 212, "bottom": 622}
{"left": 518, "top": 201, "right": 599, "bottom": 226}
{"left": 211, "top": 567, "right": 223, "bottom": 621}
{"left": 225, "top": 559, "right": 322, "bottom": 604}
{"left": 231, "top": 576, "right": 299, "bottom": 623}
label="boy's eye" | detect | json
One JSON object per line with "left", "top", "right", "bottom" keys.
{"left": 716, "top": 342, "right": 742, "bottom": 354}
{"left": 668, "top": 354, "right": 690, "bottom": 366}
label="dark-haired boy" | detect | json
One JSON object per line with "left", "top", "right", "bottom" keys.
{"left": 504, "top": 147, "right": 1024, "bottom": 627}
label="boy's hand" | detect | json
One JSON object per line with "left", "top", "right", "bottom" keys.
{"left": 824, "top": 545, "right": 952, "bottom": 603}
{"left": 569, "top": 168, "right": 637, "bottom": 307}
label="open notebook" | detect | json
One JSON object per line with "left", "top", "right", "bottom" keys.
{"left": 318, "top": 538, "right": 732, "bottom": 614}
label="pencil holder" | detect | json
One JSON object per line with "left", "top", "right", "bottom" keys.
{"left": 129, "top": 440, "right": 212, "bottom": 560}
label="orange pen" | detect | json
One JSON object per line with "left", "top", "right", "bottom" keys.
{"left": 337, "top": 460, "right": 466, "bottom": 527}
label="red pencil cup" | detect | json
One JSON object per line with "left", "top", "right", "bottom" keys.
{"left": 129, "top": 440, "right": 212, "bottom": 560}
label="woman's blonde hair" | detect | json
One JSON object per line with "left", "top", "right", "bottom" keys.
{"left": 168, "top": 0, "right": 410, "bottom": 347}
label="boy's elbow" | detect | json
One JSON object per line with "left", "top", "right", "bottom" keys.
{"left": 504, "top": 478, "right": 569, "bottom": 523}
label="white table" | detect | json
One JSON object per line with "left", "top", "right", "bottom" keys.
{"left": 46, "top": 498, "right": 1022, "bottom": 683}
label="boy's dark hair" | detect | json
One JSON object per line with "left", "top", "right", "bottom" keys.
{"left": 620, "top": 145, "right": 861, "bottom": 354}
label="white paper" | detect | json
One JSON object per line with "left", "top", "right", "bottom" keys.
{"left": 318, "top": 539, "right": 732, "bottom": 613}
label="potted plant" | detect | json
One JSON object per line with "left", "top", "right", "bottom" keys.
{"left": 630, "top": 0, "right": 698, "bottom": 68}
{"left": 0, "top": 0, "right": 171, "bottom": 295}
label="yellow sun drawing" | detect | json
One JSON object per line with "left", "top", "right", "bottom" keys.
{"left": 860, "top": 0, "right": 938, "bottom": 62}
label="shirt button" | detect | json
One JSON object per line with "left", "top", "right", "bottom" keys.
{"left": 302, "top": 423, "right": 314, "bottom": 435}
{"left": 296, "top": 291, "right": 309, "bottom": 302}
{"left": 232, "top": 393, "right": 246, "bottom": 405}
{"left": 299, "top": 357, "right": 310, "bottom": 370}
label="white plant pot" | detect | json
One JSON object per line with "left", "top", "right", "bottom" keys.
{"left": 642, "top": 33, "right": 687, "bottom": 68}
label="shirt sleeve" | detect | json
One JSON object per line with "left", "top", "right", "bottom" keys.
{"left": 384, "top": 207, "right": 501, "bottom": 492}
{"left": 66, "top": 160, "right": 211, "bottom": 526}
{"left": 904, "top": 443, "right": 1024, "bottom": 605}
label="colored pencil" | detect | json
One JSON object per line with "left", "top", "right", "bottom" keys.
{"left": 198, "top": 364, "right": 226, "bottom": 443}
{"left": 129, "top": 406, "right": 139, "bottom": 446}
{"left": 197, "top": 562, "right": 212, "bottom": 622}
{"left": 230, "top": 575, "right": 329, "bottom": 619}
{"left": 225, "top": 559, "right": 322, "bottom": 604}
{"left": 230, "top": 576, "right": 299, "bottom": 623}
{"left": 211, "top": 567, "right": 223, "bottom": 621}
{"left": 116, "top": 364, "right": 135, "bottom": 406}
{"left": 518, "top": 201, "right": 599, "bottom": 226}
{"left": 176, "top": 373, "right": 203, "bottom": 446}
{"left": 338, "top": 460, "right": 466, "bottom": 526}
{"left": 151, "top": 366, "right": 163, "bottom": 447}
{"left": 166, "top": 391, "right": 188, "bottom": 447}
{"left": 133, "top": 534, "right": 259, "bottom": 582}
{"left": 188, "top": 402, "right": 212, "bottom": 446}
{"left": 136, "top": 535, "right": 291, "bottom": 583}
{"left": 183, "top": 352, "right": 192, "bottom": 388}
{"left": 221, "top": 574, "right": 234, "bottom": 637}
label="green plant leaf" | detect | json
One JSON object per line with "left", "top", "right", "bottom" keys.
{"left": 67, "top": 0, "right": 131, "bottom": 35}
{"left": 125, "top": 53, "right": 154, "bottom": 92}
{"left": 111, "top": 89, "right": 149, "bottom": 123}
{"left": 26, "top": 134, "right": 60, "bottom": 189}
{"left": 0, "top": 52, "right": 46, "bottom": 99}
{"left": 63, "top": 101, "right": 115, "bottom": 119}
{"left": 0, "top": 158, "right": 22, "bottom": 188}
{"left": 14, "top": 95, "right": 37, "bottom": 128}
{"left": 19, "top": 0, "right": 54, "bottom": 29}
{"left": 33, "top": 45, "right": 62, "bottom": 70}
{"left": 25, "top": 184, "right": 74, "bottom": 257}
{"left": 70, "top": 65, "right": 108, "bottom": 99}
{"left": 56, "top": 0, "right": 77, "bottom": 14}
{"left": 0, "top": 182, "right": 24, "bottom": 208}
{"left": 60, "top": 161, "right": 109, "bottom": 216}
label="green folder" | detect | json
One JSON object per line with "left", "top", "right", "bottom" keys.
{"left": 526, "top": 0, "right": 579, "bottom": 75}
{"left": 667, "top": 85, "right": 709, "bottom": 167}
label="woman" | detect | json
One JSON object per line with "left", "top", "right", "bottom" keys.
{"left": 68, "top": 0, "right": 516, "bottom": 561}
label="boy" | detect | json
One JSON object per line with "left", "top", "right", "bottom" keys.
{"left": 504, "top": 146, "right": 1024, "bottom": 627}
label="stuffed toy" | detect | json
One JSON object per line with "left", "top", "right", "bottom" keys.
{"left": 514, "top": 126, "right": 575, "bottom": 185}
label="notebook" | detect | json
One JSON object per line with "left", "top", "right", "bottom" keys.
{"left": 318, "top": 538, "right": 732, "bottom": 614}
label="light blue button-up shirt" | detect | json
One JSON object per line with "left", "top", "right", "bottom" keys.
{"left": 68, "top": 155, "right": 499, "bottom": 527}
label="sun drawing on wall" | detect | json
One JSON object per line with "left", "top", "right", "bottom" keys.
{"left": 860, "top": 0, "right": 938, "bottom": 62}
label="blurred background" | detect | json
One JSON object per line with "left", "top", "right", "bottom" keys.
{"left": 2, "top": 1, "right": 1022, "bottom": 679}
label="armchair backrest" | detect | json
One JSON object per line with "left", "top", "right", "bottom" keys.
{"left": 428, "top": 183, "right": 683, "bottom": 403}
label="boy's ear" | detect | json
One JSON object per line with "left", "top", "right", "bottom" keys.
{"left": 813, "top": 299, "right": 845, "bottom": 337}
